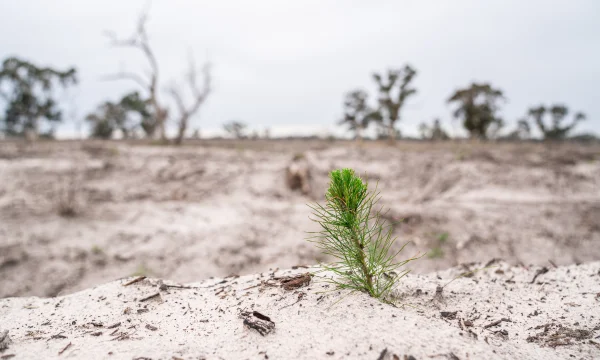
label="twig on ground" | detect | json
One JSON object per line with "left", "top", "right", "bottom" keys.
{"left": 530, "top": 267, "right": 549, "bottom": 284}
{"left": 58, "top": 342, "right": 72, "bottom": 355}
{"left": 139, "top": 292, "right": 160, "bottom": 302}
{"left": 123, "top": 276, "right": 146, "bottom": 286}
{"left": 279, "top": 292, "right": 305, "bottom": 310}
{"left": 484, "top": 318, "right": 512, "bottom": 329}
{"left": 47, "top": 333, "right": 67, "bottom": 341}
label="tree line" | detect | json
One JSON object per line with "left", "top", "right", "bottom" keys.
{"left": 340, "top": 64, "right": 588, "bottom": 142}
{"left": 0, "top": 8, "right": 211, "bottom": 144}
{"left": 0, "top": 8, "right": 592, "bottom": 143}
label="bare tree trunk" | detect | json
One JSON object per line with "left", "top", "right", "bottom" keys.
{"left": 169, "top": 60, "right": 211, "bottom": 146}
{"left": 388, "top": 122, "right": 396, "bottom": 144}
{"left": 24, "top": 118, "right": 39, "bottom": 142}
{"left": 174, "top": 115, "right": 189, "bottom": 145}
{"left": 24, "top": 129, "right": 38, "bottom": 142}
{"left": 158, "top": 122, "right": 165, "bottom": 140}
{"left": 105, "top": 7, "right": 169, "bottom": 142}
{"left": 153, "top": 107, "right": 168, "bottom": 141}
{"left": 355, "top": 126, "right": 363, "bottom": 143}
{"left": 157, "top": 109, "right": 167, "bottom": 141}
{"left": 105, "top": 7, "right": 211, "bottom": 144}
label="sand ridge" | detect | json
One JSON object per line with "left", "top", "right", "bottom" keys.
{"left": 0, "top": 261, "right": 599, "bottom": 359}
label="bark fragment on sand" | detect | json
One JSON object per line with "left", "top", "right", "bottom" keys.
{"left": 241, "top": 311, "right": 275, "bottom": 336}
{"left": 0, "top": 330, "right": 11, "bottom": 352}
{"left": 123, "top": 276, "right": 147, "bottom": 287}
{"left": 276, "top": 273, "right": 311, "bottom": 291}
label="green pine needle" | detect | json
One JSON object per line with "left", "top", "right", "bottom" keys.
{"left": 308, "top": 168, "right": 422, "bottom": 300}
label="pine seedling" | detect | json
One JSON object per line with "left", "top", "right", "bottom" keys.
{"left": 308, "top": 168, "right": 421, "bottom": 300}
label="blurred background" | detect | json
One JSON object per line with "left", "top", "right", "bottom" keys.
{"left": 0, "top": 0, "right": 598, "bottom": 298}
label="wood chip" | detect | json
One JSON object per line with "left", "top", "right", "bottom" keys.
{"left": 376, "top": 348, "right": 388, "bottom": 360}
{"left": 58, "top": 342, "right": 72, "bottom": 355}
{"left": 139, "top": 292, "right": 160, "bottom": 302}
{"left": 276, "top": 273, "right": 311, "bottom": 290}
{"left": 530, "top": 267, "right": 549, "bottom": 284}
{"left": 484, "top": 318, "right": 512, "bottom": 329}
{"left": 49, "top": 333, "right": 67, "bottom": 340}
{"left": 440, "top": 311, "right": 457, "bottom": 320}
{"left": 0, "top": 330, "right": 11, "bottom": 351}
{"left": 241, "top": 311, "right": 275, "bottom": 336}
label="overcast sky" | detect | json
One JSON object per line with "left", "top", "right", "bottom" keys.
{"left": 1, "top": 0, "right": 599, "bottom": 138}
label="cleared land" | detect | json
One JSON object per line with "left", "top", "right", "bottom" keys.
{"left": 1, "top": 139, "right": 599, "bottom": 298}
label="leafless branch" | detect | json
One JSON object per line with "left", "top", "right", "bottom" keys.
{"left": 189, "top": 62, "right": 212, "bottom": 114}
{"left": 102, "top": 72, "right": 150, "bottom": 89}
{"left": 104, "top": 3, "right": 167, "bottom": 139}
{"left": 168, "top": 56, "right": 212, "bottom": 144}
{"left": 167, "top": 85, "right": 186, "bottom": 116}
{"left": 168, "top": 57, "right": 211, "bottom": 117}
{"left": 104, "top": 7, "right": 159, "bottom": 90}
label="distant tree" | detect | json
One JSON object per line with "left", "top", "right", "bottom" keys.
{"left": 504, "top": 119, "right": 531, "bottom": 140}
{"left": 418, "top": 123, "right": 427, "bottom": 139}
{"left": 419, "top": 118, "right": 449, "bottom": 140}
{"left": 339, "top": 89, "right": 382, "bottom": 141}
{"left": 487, "top": 117, "right": 506, "bottom": 140}
{"left": 191, "top": 129, "right": 201, "bottom": 139}
{"left": 0, "top": 57, "right": 77, "bottom": 139}
{"left": 372, "top": 64, "right": 417, "bottom": 142}
{"left": 120, "top": 91, "right": 154, "bottom": 137}
{"left": 105, "top": 6, "right": 211, "bottom": 144}
{"left": 376, "top": 126, "right": 400, "bottom": 140}
{"left": 86, "top": 102, "right": 127, "bottom": 139}
{"left": 447, "top": 83, "right": 505, "bottom": 139}
{"left": 167, "top": 57, "right": 212, "bottom": 145}
{"left": 85, "top": 107, "right": 116, "bottom": 140}
{"left": 223, "top": 121, "right": 247, "bottom": 139}
{"left": 527, "top": 104, "right": 585, "bottom": 140}
{"left": 86, "top": 91, "right": 153, "bottom": 139}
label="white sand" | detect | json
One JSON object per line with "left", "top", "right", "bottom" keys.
{"left": 1, "top": 261, "right": 598, "bottom": 359}
{"left": 1, "top": 141, "right": 599, "bottom": 298}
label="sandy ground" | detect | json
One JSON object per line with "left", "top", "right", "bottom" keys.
{"left": 0, "top": 261, "right": 599, "bottom": 359}
{"left": 1, "top": 140, "right": 599, "bottom": 299}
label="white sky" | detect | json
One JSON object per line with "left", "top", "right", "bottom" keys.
{"left": 1, "top": 0, "right": 598, "bottom": 138}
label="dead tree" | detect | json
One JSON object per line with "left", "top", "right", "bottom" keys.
{"left": 104, "top": 8, "right": 169, "bottom": 141}
{"left": 168, "top": 57, "right": 212, "bottom": 145}
{"left": 373, "top": 65, "right": 417, "bottom": 143}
